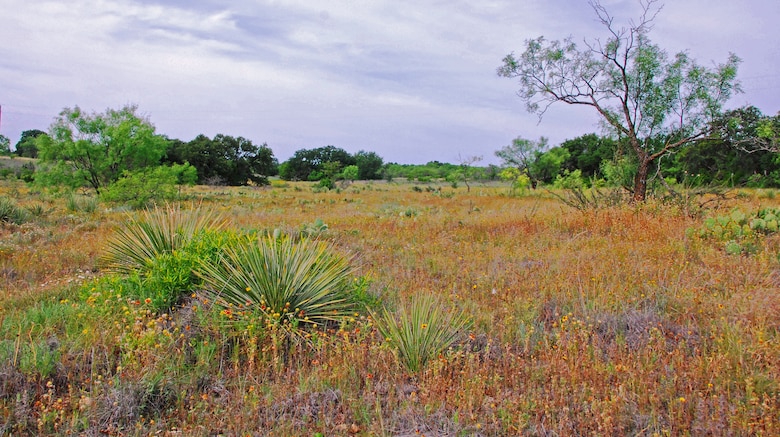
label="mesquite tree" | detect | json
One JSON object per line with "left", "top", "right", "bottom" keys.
{"left": 498, "top": 0, "right": 741, "bottom": 201}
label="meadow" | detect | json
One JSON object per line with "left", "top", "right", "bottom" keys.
{"left": 0, "top": 178, "right": 778, "bottom": 435}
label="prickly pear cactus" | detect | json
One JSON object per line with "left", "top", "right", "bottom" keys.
{"left": 692, "top": 207, "right": 780, "bottom": 255}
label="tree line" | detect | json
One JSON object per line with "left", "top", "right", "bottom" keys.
{"left": 496, "top": 105, "right": 780, "bottom": 191}
{"left": 1, "top": 101, "right": 778, "bottom": 205}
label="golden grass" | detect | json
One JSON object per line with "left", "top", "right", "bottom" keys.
{"left": 0, "top": 180, "right": 778, "bottom": 435}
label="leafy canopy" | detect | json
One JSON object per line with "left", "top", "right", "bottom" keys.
{"left": 36, "top": 105, "right": 167, "bottom": 194}
{"left": 164, "top": 134, "right": 278, "bottom": 186}
{"left": 498, "top": 0, "right": 741, "bottom": 201}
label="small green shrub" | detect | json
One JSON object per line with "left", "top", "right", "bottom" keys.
{"left": 198, "top": 232, "right": 356, "bottom": 332}
{"left": 65, "top": 193, "right": 98, "bottom": 213}
{"left": 372, "top": 294, "right": 471, "bottom": 374}
{"left": 315, "top": 178, "right": 334, "bottom": 190}
{"left": 0, "top": 196, "right": 30, "bottom": 224}
{"left": 100, "top": 205, "right": 229, "bottom": 310}
{"left": 101, "top": 164, "right": 197, "bottom": 209}
{"left": 300, "top": 218, "right": 328, "bottom": 237}
{"left": 553, "top": 169, "right": 586, "bottom": 190}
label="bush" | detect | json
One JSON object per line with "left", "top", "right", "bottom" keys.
{"left": 101, "top": 164, "right": 197, "bottom": 209}
{"left": 100, "top": 204, "right": 228, "bottom": 310}
{"left": 315, "top": 178, "right": 334, "bottom": 190}
{"left": 372, "top": 294, "right": 471, "bottom": 373}
{"left": 198, "top": 232, "right": 356, "bottom": 333}
{"left": 0, "top": 196, "right": 30, "bottom": 224}
{"left": 553, "top": 169, "right": 586, "bottom": 189}
{"left": 499, "top": 168, "right": 531, "bottom": 196}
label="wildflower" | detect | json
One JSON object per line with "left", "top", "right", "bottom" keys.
{"left": 144, "top": 298, "right": 152, "bottom": 304}
{"left": 421, "top": 323, "right": 428, "bottom": 329}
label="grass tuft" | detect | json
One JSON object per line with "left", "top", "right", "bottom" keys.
{"left": 100, "top": 204, "right": 226, "bottom": 275}
{"left": 372, "top": 293, "right": 472, "bottom": 373}
{"left": 198, "top": 232, "right": 356, "bottom": 330}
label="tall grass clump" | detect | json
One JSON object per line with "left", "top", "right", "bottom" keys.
{"left": 0, "top": 196, "right": 30, "bottom": 224}
{"left": 199, "top": 232, "right": 356, "bottom": 332}
{"left": 100, "top": 204, "right": 226, "bottom": 275}
{"left": 65, "top": 193, "right": 98, "bottom": 213}
{"left": 99, "top": 204, "right": 228, "bottom": 310}
{"left": 373, "top": 294, "right": 471, "bottom": 373}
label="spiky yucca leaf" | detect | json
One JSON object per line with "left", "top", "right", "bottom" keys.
{"left": 199, "top": 233, "right": 355, "bottom": 328}
{"left": 372, "top": 294, "right": 471, "bottom": 373}
{"left": 101, "top": 204, "right": 227, "bottom": 274}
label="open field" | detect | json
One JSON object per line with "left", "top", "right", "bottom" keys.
{"left": 0, "top": 179, "right": 778, "bottom": 435}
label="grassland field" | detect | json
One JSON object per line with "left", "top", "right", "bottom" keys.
{"left": 0, "top": 178, "right": 778, "bottom": 435}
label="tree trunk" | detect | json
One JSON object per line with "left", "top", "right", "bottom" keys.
{"left": 632, "top": 156, "right": 651, "bottom": 202}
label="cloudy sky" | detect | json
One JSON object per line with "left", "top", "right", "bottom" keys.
{"left": 1, "top": 0, "right": 778, "bottom": 164}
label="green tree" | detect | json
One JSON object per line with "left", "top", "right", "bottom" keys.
{"left": 560, "top": 134, "right": 617, "bottom": 179}
{"left": 495, "top": 137, "right": 548, "bottom": 188}
{"left": 715, "top": 106, "right": 780, "bottom": 153}
{"left": 532, "top": 147, "right": 570, "bottom": 184}
{"left": 36, "top": 105, "right": 167, "bottom": 194}
{"left": 165, "top": 134, "right": 277, "bottom": 186}
{"left": 450, "top": 155, "right": 483, "bottom": 192}
{"left": 498, "top": 0, "right": 741, "bottom": 201}
{"left": 340, "top": 165, "right": 359, "bottom": 181}
{"left": 14, "top": 129, "right": 46, "bottom": 158}
{"left": 279, "top": 146, "right": 355, "bottom": 181}
{"left": 671, "top": 106, "right": 780, "bottom": 187}
{"left": 354, "top": 150, "right": 384, "bottom": 180}
{"left": 0, "top": 135, "right": 10, "bottom": 156}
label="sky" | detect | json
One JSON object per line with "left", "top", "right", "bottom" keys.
{"left": 1, "top": 0, "right": 778, "bottom": 165}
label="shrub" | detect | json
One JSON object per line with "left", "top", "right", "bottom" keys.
{"left": 315, "top": 178, "right": 334, "bottom": 190}
{"left": 372, "top": 294, "right": 471, "bottom": 373}
{"left": 553, "top": 186, "right": 629, "bottom": 211}
{"left": 100, "top": 204, "right": 230, "bottom": 310}
{"left": 198, "top": 232, "right": 356, "bottom": 333}
{"left": 101, "top": 164, "right": 197, "bottom": 209}
{"left": 101, "top": 204, "right": 227, "bottom": 276}
{"left": 66, "top": 193, "right": 98, "bottom": 213}
{"left": 0, "top": 196, "right": 30, "bottom": 224}
{"left": 553, "top": 169, "right": 586, "bottom": 189}
{"left": 498, "top": 167, "right": 531, "bottom": 196}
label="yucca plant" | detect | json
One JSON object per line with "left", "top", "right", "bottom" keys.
{"left": 100, "top": 204, "right": 227, "bottom": 275}
{"left": 198, "top": 232, "right": 355, "bottom": 330}
{"left": 372, "top": 294, "right": 472, "bottom": 373}
{"left": 0, "top": 196, "right": 30, "bottom": 225}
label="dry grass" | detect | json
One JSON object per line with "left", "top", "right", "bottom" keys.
{"left": 0, "top": 180, "right": 778, "bottom": 435}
